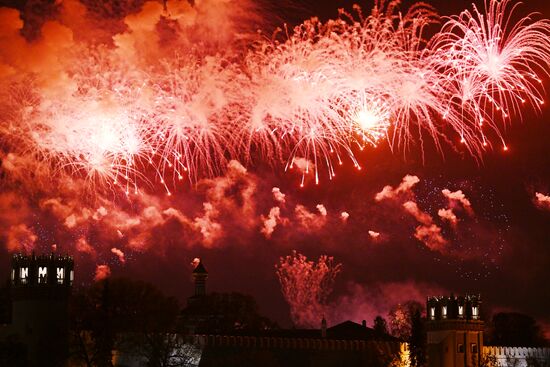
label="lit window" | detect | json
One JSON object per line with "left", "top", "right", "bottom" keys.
{"left": 20, "top": 267, "right": 29, "bottom": 284}
{"left": 471, "top": 343, "right": 478, "bottom": 354}
{"left": 442, "top": 306, "right": 447, "bottom": 318}
{"left": 70, "top": 270, "right": 74, "bottom": 285}
{"left": 457, "top": 344, "right": 464, "bottom": 353}
{"left": 57, "top": 267, "right": 65, "bottom": 284}
{"left": 38, "top": 267, "right": 48, "bottom": 284}
{"left": 472, "top": 306, "right": 479, "bottom": 319}
{"left": 430, "top": 307, "right": 435, "bottom": 320}
{"left": 11, "top": 269, "right": 15, "bottom": 281}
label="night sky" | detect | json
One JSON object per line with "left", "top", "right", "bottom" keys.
{"left": 0, "top": 0, "right": 549, "bottom": 335}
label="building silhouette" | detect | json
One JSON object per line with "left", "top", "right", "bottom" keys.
{"left": 426, "top": 295, "right": 484, "bottom": 367}
{"left": 426, "top": 294, "right": 550, "bottom": 367}
{"left": 1, "top": 254, "right": 549, "bottom": 367}
{"left": 178, "top": 260, "right": 407, "bottom": 367}
{"left": 192, "top": 261, "right": 208, "bottom": 298}
{"left": 2, "top": 253, "right": 74, "bottom": 367}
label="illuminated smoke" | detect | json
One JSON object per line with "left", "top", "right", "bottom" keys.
{"left": 375, "top": 175, "right": 420, "bottom": 201}
{"left": 534, "top": 192, "right": 550, "bottom": 211}
{"left": 438, "top": 208, "right": 458, "bottom": 226}
{"left": 403, "top": 201, "right": 447, "bottom": 252}
{"left": 261, "top": 207, "right": 282, "bottom": 239}
{"left": 294, "top": 204, "right": 328, "bottom": 231}
{"left": 193, "top": 202, "right": 223, "bottom": 246}
{"left": 111, "top": 247, "right": 126, "bottom": 264}
{"left": 275, "top": 251, "right": 342, "bottom": 328}
{"left": 442, "top": 189, "right": 473, "bottom": 214}
{"left": 403, "top": 201, "right": 432, "bottom": 225}
{"left": 375, "top": 175, "right": 451, "bottom": 253}
{"left": 340, "top": 211, "right": 350, "bottom": 222}
{"left": 40, "top": 197, "right": 109, "bottom": 229}
{"left": 94, "top": 264, "right": 111, "bottom": 281}
{"left": 329, "top": 281, "right": 445, "bottom": 327}
{"left": 6, "top": 224, "right": 37, "bottom": 252}
{"left": 76, "top": 237, "right": 95, "bottom": 256}
{"left": 413, "top": 224, "right": 447, "bottom": 252}
{"left": 272, "top": 187, "right": 286, "bottom": 204}
{"left": 368, "top": 230, "right": 380, "bottom": 239}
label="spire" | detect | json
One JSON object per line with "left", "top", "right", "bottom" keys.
{"left": 192, "top": 260, "right": 208, "bottom": 275}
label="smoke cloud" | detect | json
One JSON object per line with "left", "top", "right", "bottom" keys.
{"left": 340, "top": 211, "right": 350, "bottom": 222}
{"left": 272, "top": 187, "right": 286, "bottom": 204}
{"left": 94, "top": 264, "right": 111, "bottom": 282}
{"left": 329, "top": 281, "right": 446, "bottom": 326}
{"left": 375, "top": 175, "right": 420, "bottom": 201}
{"left": 111, "top": 247, "right": 126, "bottom": 264}
{"left": 534, "top": 192, "right": 550, "bottom": 211}
{"left": 261, "top": 207, "right": 283, "bottom": 239}
{"left": 438, "top": 208, "right": 457, "bottom": 226}
{"left": 442, "top": 189, "right": 474, "bottom": 215}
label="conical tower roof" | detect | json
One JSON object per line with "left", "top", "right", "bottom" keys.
{"left": 192, "top": 260, "right": 208, "bottom": 275}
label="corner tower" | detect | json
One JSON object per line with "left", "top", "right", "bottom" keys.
{"left": 426, "top": 294, "right": 483, "bottom": 367}
{"left": 10, "top": 253, "right": 74, "bottom": 367}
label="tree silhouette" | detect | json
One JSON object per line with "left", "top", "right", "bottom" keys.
{"left": 409, "top": 309, "right": 426, "bottom": 367}
{"left": 0, "top": 335, "right": 28, "bottom": 367}
{"left": 373, "top": 315, "right": 389, "bottom": 336}
{"left": 181, "top": 292, "right": 276, "bottom": 334}
{"left": 388, "top": 301, "right": 423, "bottom": 340}
{"left": 487, "top": 312, "right": 547, "bottom": 347}
{"left": 70, "top": 277, "right": 189, "bottom": 367}
{"left": 0, "top": 280, "right": 11, "bottom": 325}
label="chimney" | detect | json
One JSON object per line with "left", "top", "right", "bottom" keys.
{"left": 321, "top": 316, "right": 327, "bottom": 338}
{"left": 362, "top": 320, "right": 367, "bottom": 328}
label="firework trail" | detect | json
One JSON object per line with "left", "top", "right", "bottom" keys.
{"left": 0, "top": 0, "right": 549, "bottom": 193}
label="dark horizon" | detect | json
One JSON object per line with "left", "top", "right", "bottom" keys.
{"left": 0, "top": 0, "right": 549, "bottom": 338}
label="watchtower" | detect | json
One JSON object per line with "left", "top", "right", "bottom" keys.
{"left": 10, "top": 253, "right": 74, "bottom": 367}
{"left": 426, "top": 294, "right": 483, "bottom": 367}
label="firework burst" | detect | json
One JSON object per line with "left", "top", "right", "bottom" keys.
{"left": 0, "top": 0, "right": 549, "bottom": 193}
{"left": 430, "top": 0, "right": 550, "bottom": 150}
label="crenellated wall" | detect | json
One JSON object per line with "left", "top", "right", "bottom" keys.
{"left": 112, "top": 334, "right": 409, "bottom": 367}
{"left": 190, "top": 334, "right": 407, "bottom": 353}
{"left": 483, "top": 346, "right": 550, "bottom": 367}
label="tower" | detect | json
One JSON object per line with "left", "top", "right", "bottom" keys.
{"left": 192, "top": 260, "right": 208, "bottom": 297}
{"left": 426, "top": 294, "right": 483, "bottom": 367}
{"left": 10, "top": 253, "right": 74, "bottom": 367}
{"left": 181, "top": 260, "right": 209, "bottom": 334}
